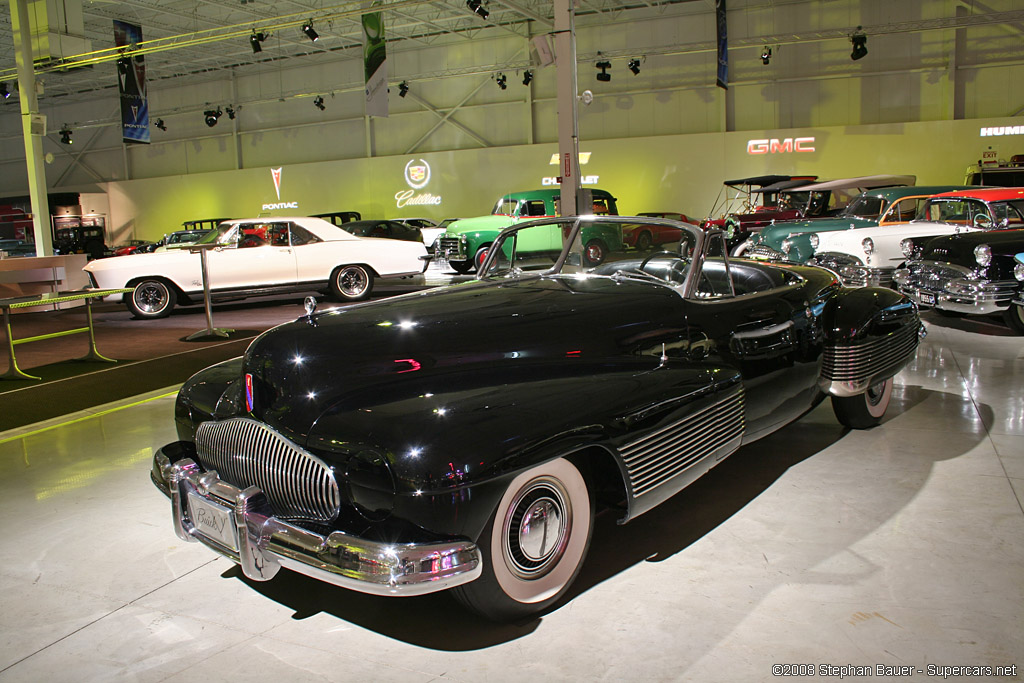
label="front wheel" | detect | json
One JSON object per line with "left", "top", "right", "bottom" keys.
{"left": 127, "top": 278, "right": 176, "bottom": 319}
{"left": 730, "top": 240, "right": 751, "bottom": 258}
{"left": 473, "top": 245, "right": 491, "bottom": 273}
{"left": 832, "top": 377, "right": 893, "bottom": 429}
{"left": 635, "top": 231, "right": 652, "bottom": 251}
{"left": 1002, "top": 304, "right": 1024, "bottom": 334}
{"left": 329, "top": 264, "right": 374, "bottom": 301}
{"left": 452, "top": 457, "right": 593, "bottom": 622}
{"left": 584, "top": 239, "right": 607, "bottom": 266}
{"left": 450, "top": 260, "right": 474, "bottom": 275}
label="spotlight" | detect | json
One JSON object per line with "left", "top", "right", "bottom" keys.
{"left": 0, "top": 82, "right": 9, "bottom": 99}
{"left": 595, "top": 60, "right": 611, "bottom": 82}
{"left": 313, "top": 96, "right": 325, "bottom": 110}
{"left": 204, "top": 108, "right": 222, "bottom": 127}
{"left": 59, "top": 126, "right": 72, "bottom": 144}
{"left": 398, "top": 81, "right": 409, "bottom": 97}
{"left": 302, "top": 19, "right": 319, "bottom": 42}
{"left": 761, "top": 46, "right": 771, "bottom": 65}
{"left": 522, "top": 70, "right": 533, "bottom": 86}
{"left": 250, "top": 30, "right": 265, "bottom": 53}
{"left": 496, "top": 73, "right": 507, "bottom": 90}
{"left": 466, "top": 0, "right": 488, "bottom": 19}
{"left": 155, "top": 118, "right": 166, "bottom": 131}
{"left": 628, "top": 59, "right": 640, "bottom": 75}
{"left": 225, "top": 105, "right": 236, "bottom": 120}
{"left": 850, "top": 27, "right": 867, "bottom": 60}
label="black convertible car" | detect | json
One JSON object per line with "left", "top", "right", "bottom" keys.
{"left": 151, "top": 216, "right": 923, "bottom": 621}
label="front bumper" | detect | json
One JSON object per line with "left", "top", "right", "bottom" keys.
{"left": 893, "top": 262, "right": 1017, "bottom": 315}
{"left": 152, "top": 449, "right": 483, "bottom": 596}
{"left": 809, "top": 253, "right": 893, "bottom": 288}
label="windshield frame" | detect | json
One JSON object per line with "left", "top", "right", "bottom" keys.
{"left": 476, "top": 215, "right": 712, "bottom": 298}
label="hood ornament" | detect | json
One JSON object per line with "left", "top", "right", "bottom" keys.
{"left": 304, "top": 296, "right": 318, "bottom": 323}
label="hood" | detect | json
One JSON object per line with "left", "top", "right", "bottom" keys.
{"left": 923, "top": 228, "right": 1024, "bottom": 263}
{"left": 83, "top": 250, "right": 191, "bottom": 273}
{"left": 446, "top": 214, "right": 518, "bottom": 236}
{"left": 241, "top": 276, "right": 688, "bottom": 439}
{"left": 758, "top": 217, "right": 876, "bottom": 246}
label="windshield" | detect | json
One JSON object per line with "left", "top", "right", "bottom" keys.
{"left": 196, "top": 222, "right": 240, "bottom": 245}
{"left": 840, "top": 195, "right": 886, "bottom": 219}
{"left": 477, "top": 217, "right": 702, "bottom": 291}
{"left": 492, "top": 198, "right": 519, "bottom": 216}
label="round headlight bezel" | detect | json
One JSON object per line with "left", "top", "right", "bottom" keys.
{"left": 974, "top": 244, "right": 992, "bottom": 267}
{"left": 781, "top": 239, "right": 792, "bottom": 254}
{"left": 862, "top": 237, "right": 875, "bottom": 255}
{"left": 1014, "top": 261, "right": 1024, "bottom": 282}
{"left": 808, "top": 233, "right": 819, "bottom": 250}
{"left": 900, "top": 238, "right": 915, "bottom": 259}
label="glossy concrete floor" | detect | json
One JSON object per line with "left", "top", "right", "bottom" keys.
{"left": 0, "top": 313, "right": 1021, "bottom": 682}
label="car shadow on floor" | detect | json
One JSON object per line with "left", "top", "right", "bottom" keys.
{"left": 224, "top": 386, "right": 985, "bottom": 652}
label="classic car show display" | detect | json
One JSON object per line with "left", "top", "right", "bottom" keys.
{"left": 438, "top": 188, "right": 618, "bottom": 273}
{"left": 719, "top": 175, "right": 915, "bottom": 249}
{"left": 85, "top": 217, "right": 428, "bottom": 319}
{"left": 894, "top": 228, "right": 1024, "bottom": 333}
{"left": 701, "top": 174, "right": 817, "bottom": 232}
{"left": 741, "top": 185, "right": 969, "bottom": 262}
{"left": 150, "top": 216, "right": 923, "bottom": 621}
{"left": 808, "top": 187, "right": 1024, "bottom": 287}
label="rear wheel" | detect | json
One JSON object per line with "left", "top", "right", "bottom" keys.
{"left": 329, "top": 264, "right": 373, "bottom": 301}
{"left": 1002, "top": 304, "right": 1024, "bottom": 334}
{"left": 127, "top": 278, "right": 176, "bottom": 319}
{"left": 452, "top": 457, "right": 593, "bottom": 622}
{"left": 832, "top": 377, "right": 893, "bottom": 429}
{"left": 635, "top": 231, "right": 652, "bottom": 251}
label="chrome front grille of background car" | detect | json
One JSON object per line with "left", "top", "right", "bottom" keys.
{"left": 195, "top": 417, "right": 341, "bottom": 523}
{"left": 620, "top": 386, "right": 745, "bottom": 498}
{"left": 436, "top": 237, "right": 465, "bottom": 259}
{"left": 821, "top": 322, "right": 919, "bottom": 383}
{"left": 898, "top": 261, "right": 972, "bottom": 292}
{"left": 747, "top": 245, "right": 785, "bottom": 260}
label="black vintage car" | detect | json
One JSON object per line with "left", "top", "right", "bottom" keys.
{"left": 894, "top": 228, "right": 1024, "bottom": 333}
{"left": 151, "top": 216, "right": 923, "bottom": 621}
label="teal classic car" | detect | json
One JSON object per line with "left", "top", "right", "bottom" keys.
{"left": 437, "top": 188, "right": 620, "bottom": 273}
{"left": 741, "top": 185, "right": 970, "bottom": 262}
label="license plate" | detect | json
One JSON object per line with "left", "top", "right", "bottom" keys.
{"left": 919, "top": 291, "right": 936, "bottom": 306}
{"left": 187, "top": 491, "right": 238, "bottom": 551}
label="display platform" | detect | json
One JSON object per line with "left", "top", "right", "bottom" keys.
{"left": 0, "top": 316, "right": 1020, "bottom": 680}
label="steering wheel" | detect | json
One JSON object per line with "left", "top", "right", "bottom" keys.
{"left": 639, "top": 251, "right": 689, "bottom": 284}
{"left": 640, "top": 250, "right": 675, "bottom": 271}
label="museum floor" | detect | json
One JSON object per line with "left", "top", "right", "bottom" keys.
{"left": 0, "top": 302, "right": 1021, "bottom": 682}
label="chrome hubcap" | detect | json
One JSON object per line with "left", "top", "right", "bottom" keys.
{"left": 865, "top": 381, "right": 886, "bottom": 406}
{"left": 135, "top": 282, "right": 167, "bottom": 313}
{"left": 504, "top": 477, "right": 570, "bottom": 580}
{"left": 338, "top": 267, "right": 367, "bottom": 296}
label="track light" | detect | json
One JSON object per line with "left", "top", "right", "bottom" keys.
{"left": 522, "top": 70, "right": 533, "bottom": 86}
{"left": 59, "top": 126, "right": 72, "bottom": 144}
{"left": 250, "top": 30, "right": 266, "bottom": 53}
{"left": 302, "top": 20, "right": 319, "bottom": 42}
{"left": 466, "top": 0, "right": 488, "bottom": 20}
{"left": 399, "top": 81, "right": 409, "bottom": 97}
{"left": 628, "top": 59, "right": 640, "bottom": 75}
{"left": 204, "top": 109, "right": 222, "bottom": 127}
{"left": 850, "top": 27, "right": 868, "bottom": 60}
{"left": 595, "top": 60, "right": 611, "bottom": 82}
{"left": 496, "top": 73, "right": 507, "bottom": 90}
{"left": 761, "top": 46, "right": 771, "bottom": 65}
{"left": 155, "top": 118, "right": 166, "bottom": 131}
{"left": 313, "top": 96, "right": 325, "bottom": 110}
{"left": 0, "top": 82, "right": 10, "bottom": 99}
{"left": 225, "top": 106, "right": 236, "bottom": 120}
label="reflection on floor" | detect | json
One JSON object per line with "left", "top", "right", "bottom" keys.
{"left": 0, "top": 316, "right": 1021, "bottom": 681}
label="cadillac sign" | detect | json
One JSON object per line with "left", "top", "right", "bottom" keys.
{"left": 396, "top": 158, "right": 441, "bottom": 208}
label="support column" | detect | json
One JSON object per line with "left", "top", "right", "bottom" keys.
{"left": 553, "top": 0, "right": 581, "bottom": 216}
{"left": 10, "top": 0, "right": 53, "bottom": 256}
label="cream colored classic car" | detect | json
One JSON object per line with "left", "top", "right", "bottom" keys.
{"left": 85, "top": 217, "right": 428, "bottom": 318}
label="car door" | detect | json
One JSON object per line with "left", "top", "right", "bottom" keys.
{"left": 682, "top": 235, "right": 824, "bottom": 441}
{"left": 207, "top": 221, "right": 298, "bottom": 291}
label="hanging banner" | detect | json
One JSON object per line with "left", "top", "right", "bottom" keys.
{"left": 362, "top": 4, "right": 388, "bottom": 118}
{"left": 113, "top": 20, "right": 150, "bottom": 144}
{"left": 715, "top": 0, "right": 728, "bottom": 90}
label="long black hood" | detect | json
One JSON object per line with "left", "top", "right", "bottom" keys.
{"left": 241, "top": 275, "right": 689, "bottom": 440}
{"left": 924, "top": 228, "right": 1024, "bottom": 263}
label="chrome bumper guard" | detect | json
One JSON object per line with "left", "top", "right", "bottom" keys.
{"left": 894, "top": 265, "right": 1017, "bottom": 315}
{"left": 154, "top": 451, "right": 483, "bottom": 596}
{"left": 810, "top": 254, "right": 892, "bottom": 288}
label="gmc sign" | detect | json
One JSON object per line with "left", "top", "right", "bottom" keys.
{"left": 746, "top": 137, "right": 816, "bottom": 155}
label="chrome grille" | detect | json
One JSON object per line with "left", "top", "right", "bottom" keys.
{"left": 748, "top": 245, "right": 785, "bottom": 260}
{"left": 619, "top": 386, "right": 744, "bottom": 498}
{"left": 437, "top": 237, "right": 465, "bottom": 259}
{"left": 821, "top": 323, "right": 919, "bottom": 383}
{"left": 899, "top": 261, "right": 972, "bottom": 291}
{"left": 195, "top": 417, "right": 341, "bottom": 523}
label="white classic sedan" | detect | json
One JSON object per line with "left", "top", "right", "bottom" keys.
{"left": 85, "top": 217, "right": 429, "bottom": 319}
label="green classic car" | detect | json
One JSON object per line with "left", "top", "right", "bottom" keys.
{"left": 741, "top": 185, "right": 971, "bottom": 263}
{"left": 437, "top": 188, "right": 620, "bottom": 273}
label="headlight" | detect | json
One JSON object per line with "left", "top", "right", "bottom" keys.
{"left": 1015, "top": 262, "right": 1024, "bottom": 281}
{"left": 808, "top": 233, "right": 819, "bottom": 249}
{"left": 862, "top": 237, "right": 874, "bottom": 255}
{"left": 900, "top": 239, "right": 914, "bottom": 259}
{"left": 781, "top": 239, "right": 792, "bottom": 254}
{"left": 974, "top": 244, "right": 992, "bottom": 267}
